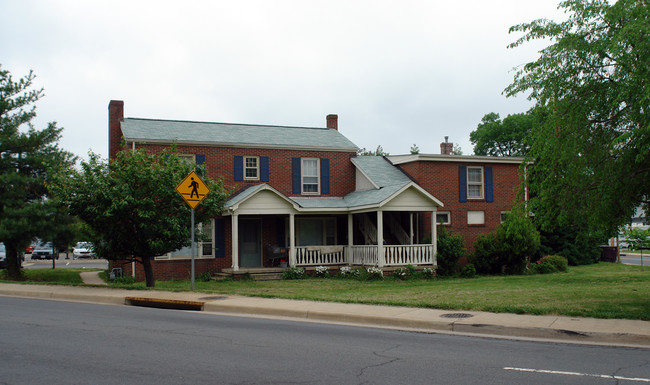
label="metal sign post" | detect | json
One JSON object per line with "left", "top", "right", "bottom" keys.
{"left": 175, "top": 170, "right": 210, "bottom": 291}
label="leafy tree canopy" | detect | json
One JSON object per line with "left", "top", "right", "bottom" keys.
{"left": 0, "top": 66, "right": 76, "bottom": 279}
{"left": 470, "top": 111, "right": 533, "bottom": 157}
{"left": 505, "top": 0, "right": 649, "bottom": 236}
{"left": 357, "top": 145, "right": 389, "bottom": 156}
{"left": 50, "top": 149, "right": 229, "bottom": 287}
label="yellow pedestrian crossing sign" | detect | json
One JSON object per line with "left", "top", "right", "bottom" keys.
{"left": 176, "top": 170, "right": 210, "bottom": 209}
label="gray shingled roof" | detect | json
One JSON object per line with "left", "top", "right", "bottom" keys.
{"left": 121, "top": 118, "right": 358, "bottom": 151}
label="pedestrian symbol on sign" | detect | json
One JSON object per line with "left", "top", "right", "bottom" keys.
{"left": 176, "top": 171, "right": 210, "bottom": 209}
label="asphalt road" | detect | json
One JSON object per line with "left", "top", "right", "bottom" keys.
{"left": 620, "top": 253, "right": 648, "bottom": 266}
{"left": 1, "top": 297, "right": 648, "bottom": 385}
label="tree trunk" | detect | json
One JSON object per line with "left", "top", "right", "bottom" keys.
{"left": 5, "top": 242, "right": 24, "bottom": 280}
{"left": 141, "top": 256, "right": 155, "bottom": 287}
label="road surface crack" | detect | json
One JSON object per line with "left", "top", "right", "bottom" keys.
{"left": 356, "top": 344, "right": 401, "bottom": 384}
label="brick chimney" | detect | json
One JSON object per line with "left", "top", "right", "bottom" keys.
{"left": 326, "top": 114, "right": 338, "bottom": 130}
{"left": 108, "top": 100, "right": 124, "bottom": 160}
{"left": 440, "top": 136, "right": 453, "bottom": 155}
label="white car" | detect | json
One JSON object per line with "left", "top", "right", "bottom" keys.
{"left": 72, "top": 242, "right": 95, "bottom": 259}
{"left": 0, "top": 243, "right": 6, "bottom": 268}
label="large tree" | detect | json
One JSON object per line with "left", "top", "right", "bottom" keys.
{"left": 0, "top": 66, "right": 76, "bottom": 279}
{"left": 470, "top": 111, "right": 533, "bottom": 157}
{"left": 505, "top": 0, "right": 649, "bottom": 236}
{"left": 50, "top": 149, "right": 229, "bottom": 287}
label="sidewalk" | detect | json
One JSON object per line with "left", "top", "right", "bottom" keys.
{"left": 1, "top": 281, "right": 648, "bottom": 348}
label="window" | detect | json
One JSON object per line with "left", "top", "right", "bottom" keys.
{"left": 500, "top": 211, "right": 510, "bottom": 223}
{"left": 302, "top": 158, "right": 320, "bottom": 194}
{"left": 467, "top": 211, "right": 485, "bottom": 225}
{"left": 467, "top": 167, "right": 484, "bottom": 199}
{"left": 244, "top": 156, "right": 259, "bottom": 180}
{"left": 296, "top": 217, "right": 336, "bottom": 246}
{"left": 436, "top": 211, "right": 451, "bottom": 225}
{"left": 156, "top": 220, "right": 215, "bottom": 260}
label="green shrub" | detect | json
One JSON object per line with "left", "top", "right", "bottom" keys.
{"left": 282, "top": 267, "right": 306, "bottom": 280}
{"left": 532, "top": 255, "right": 568, "bottom": 274}
{"left": 112, "top": 276, "right": 136, "bottom": 285}
{"left": 338, "top": 266, "right": 360, "bottom": 278}
{"left": 197, "top": 272, "right": 212, "bottom": 282}
{"left": 315, "top": 266, "right": 330, "bottom": 278}
{"left": 421, "top": 267, "right": 436, "bottom": 279}
{"left": 538, "top": 226, "right": 604, "bottom": 265}
{"left": 470, "top": 209, "right": 540, "bottom": 275}
{"left": 436, "top": 227, "right": 466, "bottom": 276}
{"left": 459, "top": 263, "right": 477, "bottom": 278}
{"left": 393, "top": 265, "right": 416, "bottom": 280}
{"left": 364, "top": 267, "right": 383, "bottom": 281}
{"left": 532, "top": 260, "right": 558, "bottom": 274}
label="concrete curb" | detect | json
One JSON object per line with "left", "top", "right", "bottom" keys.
{"left": 1, "top": 283, "right": 649, "bottom": 348}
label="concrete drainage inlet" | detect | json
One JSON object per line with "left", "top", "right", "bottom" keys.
{"left": 198, "top": 296, "right": 228, "bottom": 301}
{"left": 440, "top": 313, "right": 474, "bottom": 319}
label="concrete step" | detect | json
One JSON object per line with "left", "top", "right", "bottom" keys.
{"left": 251, "top": 273, "right": 283, "bottom": 281}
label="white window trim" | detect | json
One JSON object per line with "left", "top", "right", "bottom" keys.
{"left": 467, "top": 211, "right": 485, "bottom": 225}
{"left": 244, "top": 156, "right": 259, "bottom": 181}
{"left": 467, "top": 166, "right": 484, "bottom": 199}
{"left": 436, "top": 211, "right": 451, "bottom": 225}
{"left": 155, "top": 219, "right": 215, "bottom": 260}
{"left": 301, "top": 158, "right": 320, "bottom": 195}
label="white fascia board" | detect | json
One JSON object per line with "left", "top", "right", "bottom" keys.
{"left": 226, "top": 184, "right": 300, "bottom": 214}
{"left": 388, "top": 154, "right": 525, "bottom": 165}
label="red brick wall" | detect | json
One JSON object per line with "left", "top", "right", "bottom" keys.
{"left": 108, "top": 100, "right": 125, "bottom": 159}
{"left": 110, "top": 257, "right": 231, "bottom": 281}
{"left": 398, "top": 160, "right": 524, "bottom": 251}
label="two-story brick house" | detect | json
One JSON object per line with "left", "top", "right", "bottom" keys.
{"left": 108, "top": 100, "right": 523, "bottom": 280}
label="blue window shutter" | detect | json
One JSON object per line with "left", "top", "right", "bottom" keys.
{"left": 459, "top": 166, "right": 467, "bottom": 203}
{"left": 292, "top": 158, "right": 301, "bottom": 194}
{"left": 260, "top": 156, "right": 269, "bottom": 182}
{"left": 195, "top": 154, "right": 205, "bottom": 165}
{"left": 234, "top": 156, "right": 243, "bottom": 181}
{"left": 320, "top": 158, "right": 330, "bottom": 195}
{"left": 485, "top": 166, "right": 493, "bottom": 203}
{"left": 214, "top": 218, "right": 225, "bottom": 258}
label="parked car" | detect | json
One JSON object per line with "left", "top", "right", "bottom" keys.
{"left": 72, "top": 242, "right": 95, "bottom": 259}
{"left": 25, "top": 244, "right": 35, "bottom": 254}
{"left": 31, "top": 242, "right": 57, "bottom": 260}
{"left": 0, "top": 243, "right": 6, "bottom": 269}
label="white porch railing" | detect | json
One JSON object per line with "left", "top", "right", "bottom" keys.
{"left": 349, "top": 245, "right": 378, "bottom": 266}
{"left": 293, "top": 244, "right": 434, "bottom": 267}
{"left": 295, "top": 246, "right": 346, "bottom": 266}
{"left": 384, "top": 245, "right": 434, "bottom": 266}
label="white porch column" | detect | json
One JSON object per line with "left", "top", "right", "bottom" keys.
{"left": 231, "top": 213, "right": 239, "bottom": 271}
{"left": 289, "top": 213, "right": 296, "bottom": 267}
{"left": 431, "top": 211, "right": 437, "bottom": 266}
{"left": 377, "top": 210, "right": 384, "bottom": 268}
{"left": 347, "top": 214, "right": 353, "bottom": 265}
{"left": 409, "top": 212, "right": 414, "bottom": 245}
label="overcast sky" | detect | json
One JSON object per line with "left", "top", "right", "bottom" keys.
{"left": 2, "top": 0, "right": 565, "bottom": 160}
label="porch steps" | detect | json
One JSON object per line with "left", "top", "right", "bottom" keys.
{"left": 251, "top": 273, "right": 283, "bottom": 281}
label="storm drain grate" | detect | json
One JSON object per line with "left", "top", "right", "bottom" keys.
{"left": 440, "top": 313, "right": 474, "bottom": 319}
{"left": 198, "top": 296, "right": 228, "bottom": 301}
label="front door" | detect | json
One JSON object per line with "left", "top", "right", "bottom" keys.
{"left": 239, "top": 219, "right": 261, "bottom": 267}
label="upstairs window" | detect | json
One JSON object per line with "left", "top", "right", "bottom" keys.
{"left": 244, "top": 156, "right": 259, "bottom": 180}
{"left": 467, "top": 167, "right": 484, "bottom": 199}
{"left": 302, "top": 158, "right": 320, "bottom": 194}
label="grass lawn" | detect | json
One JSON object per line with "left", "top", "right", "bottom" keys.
{"left": 2, "top": 263, "right": 648, "bottom": 320}
{"left": 0, "top": 268, "right": 86, "bottom": 285}
{"left": 125, "top": 262, "right": 649, "bottom": 320}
